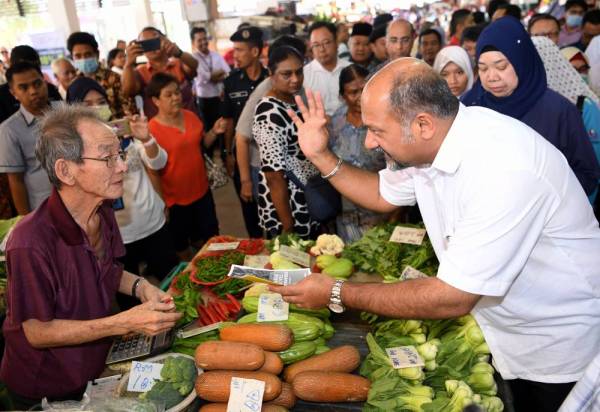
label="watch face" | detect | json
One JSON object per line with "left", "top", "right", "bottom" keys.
{"left": 328, "top": 303, "right": 345, "bottom": 313}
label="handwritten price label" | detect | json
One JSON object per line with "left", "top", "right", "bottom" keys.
{"left": 207, "top": 242, "right": 240, "bottom": 251}
{"left": 279, "top": 245, "right": 311, "bottom": 267}
{"left": 386, "top": 346, "right": 425, "bottom": 369}
{"left": 127, "top": 361, "right": 163, "bottom": 392}
{"left": 227, "top": 377, "right": 265, "bottom": 412}
{"left": 400, "top": 266, "right": 429, "bottom": 281}
{"left": 257, "top": 293, "right": 289, "bottom": 322}
{"left": 389, "top": 226, "right": 426, "bottom": 245}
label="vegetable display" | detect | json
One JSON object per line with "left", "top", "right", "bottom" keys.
{"left": 360, "top": 316, "right": 504, "bottom": 412}
{"left": 138, "top": 356, "right": 197, "bottom": 409}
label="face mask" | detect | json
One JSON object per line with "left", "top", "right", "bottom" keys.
{"left": 581, "top": 73, "right": 589, "bottom": 84}
{"left": 73, "top": 57, "right": 99, "bottom": 74}
{"left": 566, "top": 14, "right": 583, "bottom": 27}
{"left": 92, "top": 104, "right": 112, "bottom": 121}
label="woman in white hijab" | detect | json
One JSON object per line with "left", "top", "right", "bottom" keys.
{"left": 586, "top": 36, "right": 600, "bottom": 97}
{"left": 533, "top": 35, "right": 600, "bottom": 205}
{"left": 432, "top": 46, "right": 474, "bottom": 97}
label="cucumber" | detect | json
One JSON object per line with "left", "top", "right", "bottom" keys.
{"left": 236, "top": 312, "right": 321, "bottom": 342}
{"left": 242, "top": 296, "right": 330, "bottom": 319}
{"left": 278, "top": 341, "right": 317, "bottom": 364}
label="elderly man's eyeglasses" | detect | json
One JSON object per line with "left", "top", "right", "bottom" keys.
{"left": 387, "top": 36, "right": 412, "bottom": 46}
{"left": 80, "top": 150, "right": 127, "bottom": 168}
{"left": 311, "top": 40, "right": 334, "bottom": 51}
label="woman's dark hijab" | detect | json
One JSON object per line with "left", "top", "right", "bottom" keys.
{"left": 66, "top": 77, "right": 108, "bottom": 103}
{"left": 461, "top": 17, "right": 547, "bottom": 119}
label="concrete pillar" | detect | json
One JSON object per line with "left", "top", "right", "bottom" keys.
{"left": 134, "top": 0, "right": 155, "bottom": 32}
{"left": 47, "top": 0, "right": 80, "bottom": 36}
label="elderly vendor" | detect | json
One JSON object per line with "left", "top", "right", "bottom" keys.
{"left": 0, "top": 104, "right": 181, "bottom": 408}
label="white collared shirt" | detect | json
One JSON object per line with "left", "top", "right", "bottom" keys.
{"left": 192, "top": 50, "right": 231, "bottom": 98}
{"left": 379, "top": 104, "right": 600, "bottom": 383}
{"left": 303, "top": 57, "right": 351, "bottom": 116}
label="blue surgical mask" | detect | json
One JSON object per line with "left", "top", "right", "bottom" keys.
{"left": 566, "top": 14, "right": 583, "bottom": 28}
{"left": 581, "top": 73, "right": 589, "bottom": 84}
{"left": 73, "top": 57, "right": 99, "bottom": 74}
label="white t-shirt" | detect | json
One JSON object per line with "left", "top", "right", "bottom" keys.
{"left": 115, "top": 139, "right": 167, "bottom": 244}
{"left": 303, "top": 58, "right": 351, "bottom": 116}
{"left": 379, "top": 104, "right": 600, "bottom": 383}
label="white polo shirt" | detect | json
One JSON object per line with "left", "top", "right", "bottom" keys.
{"left": 379, "top": 104, "right": 600, "bottom": 383}
{"left": 303, "top": 58, "right": 351, "bottom": 116}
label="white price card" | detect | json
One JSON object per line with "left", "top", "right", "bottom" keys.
{"left": 257, "top": 293, "right": 289, "bottom": 322}
{"left": 227, "top": 377, "right": 265, "bottom": 412}
{"left": 279, "top": 245, "right": 311, "bottom": 267}
{"left": 389, "top": 226, "right": 426, "bottom": 245}
{"left": 207, "top": 241, "right": 240, "bottom": 251}
{"left": 243, "top": 255, "right": 271, "bottom": 269}
{"left": 386, "top": 346, "right": 425, "bottom": 369}
{"left": 400, "top": 266, "right": 429, "bottom": 281}
{"left": 127, "top": 361, "right": 163, "bottom": 392}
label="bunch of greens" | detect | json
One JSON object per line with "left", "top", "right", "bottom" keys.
{"left": 361, "top": 316, "right": 503, "bottom": 412}
{"left": 192, "top": 251, "right": 245, "bottom": 283}
{"left": 171, "top": 330, "right": 219, "bottom": 357}
{"left": 341, "top": 223, "right": 438, "bottom": 281}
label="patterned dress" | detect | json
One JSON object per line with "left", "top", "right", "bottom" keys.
{"left": 253, "top": 96, "right": 319, "bottom": 238}
{"left": 328, "top": 105, "right": 387, "bottom": 243}
{"left": 87, "top": 67, "right": 131, "bottom": 118}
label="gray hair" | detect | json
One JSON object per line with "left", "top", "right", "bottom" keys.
{"left": 35, "top": 103, "right": 103, "bottom": 189}
{"left": 389, "top": 66, "right": 459, "bottom": 128}
{"left": 50, "top": 57, "right": 73, "bottom": 75}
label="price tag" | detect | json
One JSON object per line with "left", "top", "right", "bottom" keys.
{"left": 400, "top": 266, "right": 429, "bottom": 281}
{"left": 127, "top": 361, "right": 163, "bottom": 392}
{"left": 243, "top": 255, "right": 271, "bottom": 269}
{"left": 228, "top": 265, "right": 310, "bottom": 286}
{"left": 386, "top": 346, "right": 425, "bottom": 369}
{"left": 389, "top": 226, "right": 426, "bottom": 245}
{"left": 279, "top": 245, "right": 311, "bottom": 267}
{"left": 257, "top": 293, "right": 289, "bottom": 322}
{"left": 227, "top": 377, "right": 265, "bottom": 412}
{"left": 207, "top": 241, "right": 240, "bottom": 251}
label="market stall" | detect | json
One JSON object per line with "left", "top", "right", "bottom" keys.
{"left": 91, "top": 224, "right": 510, "bottom": 412}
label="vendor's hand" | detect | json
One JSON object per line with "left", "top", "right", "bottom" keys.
{"left": 240, "top": 180, "right": 253, "bottom": 202}
{"left": 212, "top": 117, "right": 227, "bottom": 135}
{"left": 138, "top": 279, "right": 169, "bottom": 304}
{"left": 128, "top": 114, "right": 151, "bottom": 142}
{"left": 125, "top": 41, "right": 143, "bottom": 67}
{"left": 225, "top": 153, "right": 236, "bottom": 177}
{"left": 120, "top": 300, "right": 182, "bottom": 336}
{"left": 288, "top": 89, "right": 331, "bottom": 162}
{"left": 269, "top": 273, "right": 335, "bottom": 309}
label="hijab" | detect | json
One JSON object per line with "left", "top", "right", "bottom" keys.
{"left": 65, "top": 76, "right": 108, "bottom": 103}
{"left": 461, "top": 17, "right": 547, "bottom": 119}
{"left": 585, "top": 36, "right": 600, "bottom": 97}
{"left": 432, "top": 46, "right": 475, "bottom": 95}
{"left": 532, "top": 37, "right": 599, "bottom": 105}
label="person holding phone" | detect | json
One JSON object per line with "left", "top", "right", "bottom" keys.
{"left": 122, "top": 27, "right": 198, "bottom": 119}
{"left": 66, "top": 77, "right": 179, "bottom": 309}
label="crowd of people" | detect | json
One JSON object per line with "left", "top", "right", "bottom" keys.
{"left": 0, "top": 2, "right": 599, "bottom": 409}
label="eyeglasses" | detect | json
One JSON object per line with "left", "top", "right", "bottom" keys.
{"left": 80, "top": 150, "right": 127, "bottom": 168}
{"left": 387, "top": 36, "right": 413, "bottom": 46}
{"left": 311, "top": 40, "right": 334, "bottom": 51}
{"left": 575, "top": 64, "right": 590, "bottom": 73}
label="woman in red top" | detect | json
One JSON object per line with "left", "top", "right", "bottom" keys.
{"left": 147, "top": 72, "right": 226, "bottom": 259}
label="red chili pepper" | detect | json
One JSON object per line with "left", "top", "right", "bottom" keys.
{"left": 212, "top": 301, "right": 229, "bottom": 319}
{"left": 225, "top": 293, "right": 241, "bottom": 312}
{"left": 196, "top": 306, "right": 211, "bottom": 326}
{"left": 205, "top": 304, "right": 222, "bottom": 323}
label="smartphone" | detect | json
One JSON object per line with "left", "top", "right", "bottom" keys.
{"left": 109, "top": 118, "right": 131, "bottom": 137}
{"left": 137, "top": 37, "right": 161, "bottom": 52}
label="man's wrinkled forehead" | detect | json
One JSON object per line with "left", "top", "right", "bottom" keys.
{"left": 77, "top": 119, "right": 119, "bottom": 154}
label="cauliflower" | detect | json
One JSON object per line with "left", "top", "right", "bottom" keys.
{"left": 310, "top": 234, "right": 345, "bottom": 256}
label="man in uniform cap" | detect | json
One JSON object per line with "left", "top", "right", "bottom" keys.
{"left": 369, "top": 25, "right": 388, "bottom": 71}
{"left": 221, "top": 26, "right": 268, "bottom": 238}
{"left": 349, "top": 22, "right": 373, "bottom": 69}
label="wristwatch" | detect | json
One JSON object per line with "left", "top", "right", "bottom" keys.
{"left": 328, "top": 279, "right": 346, "bottom": 313}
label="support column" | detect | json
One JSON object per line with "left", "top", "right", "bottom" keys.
{"left": 134, "top": 0, "right": 155, "bottom": 31}
{"left": 47, "top": 0, "right": 80, "bottom": 36}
